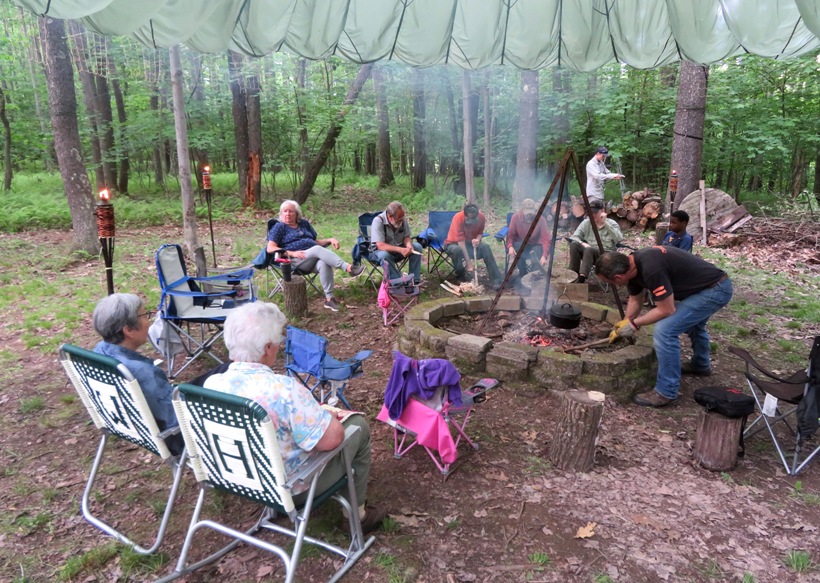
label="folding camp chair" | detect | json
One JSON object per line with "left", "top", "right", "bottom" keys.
{"left": 376, "top": 351, "right": 499, "bottom": 476}
{"left": 379, "top": 260, "right": 421, "bottom": 327}
{"left": 419, "top": 210, "right": 458, "bottom": 279}
{"left": 728, "top": 336, "right": 820, "bottom": 475}
{"left": 58, "top": 343, "right": 187, "bottom": 555}
{"left": 156, "top": 243, "right": 256, "bottom": 378}
{"left": 157, "top": 383, "right": 374, "bottom": 583}
{"left": 493, "top": 212, "right": 515, "bottom": 273}
{"left": 252, "top": 218, "right": 324, "bottom": 298}
{"left": 356, "top": 211, "right": 412, "bottom": 291}
{"left": 284, "top": 325, "right": 372, "bottom": 409}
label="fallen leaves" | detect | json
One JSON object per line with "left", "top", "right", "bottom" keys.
{"left": 574, "top": 522, "right": 597, "bottom": 539}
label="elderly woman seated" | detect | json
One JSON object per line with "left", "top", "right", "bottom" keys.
{"left": 204, "top": 301, "right": 387, "bottom": 534}
{"left": 92, "top": 293, "right": 182, "bottom": 454}
{"left": 267, "top": 200, "right": 363, "bottom": 312}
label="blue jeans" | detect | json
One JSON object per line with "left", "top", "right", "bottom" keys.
{"left": 374, "top": 242, "right": 423, "bottom": 282}
{"left": 653, "top": 278, "right": 733, "bottom": 399}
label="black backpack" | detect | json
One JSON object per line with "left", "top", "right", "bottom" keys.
{"left": 694, "top": 386, "right": 756, "bottom": 458}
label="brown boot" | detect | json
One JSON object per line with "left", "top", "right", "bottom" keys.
{"left": 633, "top": 390, "right": 676, "bottom": 408}
{"left": 343, "top": 504, "right": 388, "bottom": 536}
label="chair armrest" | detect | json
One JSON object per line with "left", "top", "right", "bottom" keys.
{"left": 494, "top": 226, "right": 508, "bottom": 240}
{"left": 285, "top": 424, "right": 361, "bottom": 489}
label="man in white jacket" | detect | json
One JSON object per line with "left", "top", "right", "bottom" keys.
{"left": 585, "top": 147, "right": 624, "bottom": 204}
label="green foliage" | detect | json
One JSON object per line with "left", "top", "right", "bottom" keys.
{"left": 782, "top": 550, "right": 814, "bottom": 573}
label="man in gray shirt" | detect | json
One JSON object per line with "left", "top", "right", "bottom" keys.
{"left": 585, "top": 147, "right": 624, "bottom": 204}
{"left": 370, "top": 201, "right": 423, "bottom": 283}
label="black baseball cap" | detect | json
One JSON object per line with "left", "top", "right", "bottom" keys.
{"left": 596, "top": 147, "right": 608, "bottom": 155}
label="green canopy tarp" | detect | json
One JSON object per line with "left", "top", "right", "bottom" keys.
{"left": 15, "top": 0, "right": 820, "bottom": 69}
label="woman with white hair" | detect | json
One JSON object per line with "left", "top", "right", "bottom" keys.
{"left": 92, "top": 293, "right": 182, "bottom": 453}
{"left": 266, "top": 200, "right": 363, "bottom": 312}
{"left": 204, "top": 301, "right": 387, "bottom": 534}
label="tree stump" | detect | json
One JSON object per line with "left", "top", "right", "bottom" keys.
{"left": 693, "top": 410, "right": 742, "bottom": 471}
{"left": 654, "top": 221, "right": 669, "bottom": 245}
{"left": 548, "top": 390, "right": 605, "bottom": 472}
{"left": 282, "top": 276, "right": 308, "bottom": 318}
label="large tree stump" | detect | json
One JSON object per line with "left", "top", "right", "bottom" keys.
{"left": 282, "top": 276, "right": 308, "bottom": 318}
{"left": 548, "top": 390, "right": 605, "bottom": 472}
{"left": 694, "top": 410, "right": 742, "bottom": 471}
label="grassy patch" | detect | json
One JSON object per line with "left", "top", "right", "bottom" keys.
{"left": 19, "top": 397, "right": 45, "bottom": 415}
{"left": 59, "top": 544, "right": 121, "bottom": 581}
{"left": 782, "top": 550, "right": 814, "bottom": 573}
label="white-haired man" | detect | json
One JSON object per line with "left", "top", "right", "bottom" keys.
{"left": 203, "top": 301, "right": 386, "bottom": 533}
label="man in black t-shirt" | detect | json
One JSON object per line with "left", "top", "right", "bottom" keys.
{"left": 595, "top": 247, "right": 733, "bottom": 407}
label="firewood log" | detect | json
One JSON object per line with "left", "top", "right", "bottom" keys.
{"left": 571, "top": 202, "right": 586, "bottom": 218}
{"left": 638, "top": 216, "right": 649, "bottom": 229}
{"left": 615, "top": 205, "right": 628, "bottom": 218}
{"left": 626, "top": 209, "right": 639, "bottom": 223}
{"left": 642, "top": 200, "right": 661, "bottom": 219}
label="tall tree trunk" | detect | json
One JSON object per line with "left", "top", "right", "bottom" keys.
{"left": 512, "top": 70, "right": 539, "bottom": 208}
{"left": 365, "top": 142, "right": 376, "bottom": 175}
{"left": 482, "top": 70, "right": 492, "bottom": 209}
{"left": 145, "top": 49, "right": 164, "bottom": 186}
{"left": 354, "top": 149, "right": 362, "bottom": 174}
{"left": 93, "top": 36, "right": 117, "bottom": 190}
{"left": 169, "top": 45, "right": 205, "bottom": 276}
{"left": 109, "top": 58, "right": 128, "bottom": 193}
{"left": 813, "top": 150, "right": 820, "bottom": 205}
{"left": 669, "top": 61, "right": 708, "bottom": 209}
{"left": 444, "top": 70, "right": 462, "bottom": 178}
{"left": 295, "top": 64, "right": 373, "bottom": 204}
{"left": 19, "top": 8, "right": 53, "bottom": 171}
{"left": 39, "top": 16, "right": 97, "bottom": 255}
{"left": 67, "top": 20, "right": 104, "bottom": 190}
{"left": 296, "top": 58, "right": 309, "bottom": 176}
{"left": 461, "top": 71, "right": 475, "bottom": 204}
{"left": 0, "top": 87, "right": 11, "bottom": 191}
{"left": 245, "top": 71, "right": 262, "bottom": 207}
{"left": 188, "top": 51, "right": 208, "bottom": 191}
{"left": 789, "top": 146, "right": 806, "bottom": 198}
{"left": 412, "top": 68, "right": 427, "bottom": 192}
{"left": 373, "top": 64, "right": 395, "bottom": 188}
{"left": 228, "top": 51, "right": 249, "bottom": 199}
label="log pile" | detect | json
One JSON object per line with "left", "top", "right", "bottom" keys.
{"left": 571, "top": 189, "right": 663, "bottom": 231}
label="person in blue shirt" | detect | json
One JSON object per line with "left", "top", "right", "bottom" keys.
{"left": 662, "top": 210, "right": 693, "bottom": 252}
{"left": 92, "top": 293, "right": 183, "bottom": 454}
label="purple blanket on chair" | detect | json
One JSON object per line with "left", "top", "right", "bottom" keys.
{"left": 384, "top": 350, "right": 462, "bottom": 420}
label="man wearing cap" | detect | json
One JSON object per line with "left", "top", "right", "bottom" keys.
{"left": 586, "top": 147, "right": 624, "bottom": 204}
{"left": 371, "top": 201, "right": 423, "bottom": 284}
{"left": 568, "top": 201, "right": 623, "bottom": 283}
{"left": 506, "top": 198, "right": 551, "bottom": 281}
{"left": 444, "top": 203, "right": 502, "bottom": 288}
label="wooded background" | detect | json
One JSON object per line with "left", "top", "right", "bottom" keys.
{"left": 1, "top": 7, "right": 819, "bottom": 254}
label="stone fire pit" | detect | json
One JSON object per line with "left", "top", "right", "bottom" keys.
{"left": 396, "top": 295, "right": 657, "bottom": 403}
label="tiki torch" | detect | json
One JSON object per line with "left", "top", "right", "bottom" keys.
{"left": 95, "top": 188, "right": 115, "bottom": 295}
{"left": 203, "top": 165, "right": 217, "bottom": 267}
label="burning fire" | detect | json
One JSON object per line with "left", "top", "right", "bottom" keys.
{"left": 98, "top": 188, "right": 110, "bottom": 202}
{"left": 526, "top": 334, "right": 554, "bottom": 347}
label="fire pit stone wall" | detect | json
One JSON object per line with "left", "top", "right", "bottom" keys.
{"left": 397, "top": 295, "right": 657, "bottom": 403}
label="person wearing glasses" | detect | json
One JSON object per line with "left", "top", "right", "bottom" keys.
{"left": 92, "top": 293, "right": 181, "bottom": 452}
{"left": 370, "top": 200, "right": 423, "bottom": 284}
{"left": 585, "top": 146, "right": 624, "bottom": 205}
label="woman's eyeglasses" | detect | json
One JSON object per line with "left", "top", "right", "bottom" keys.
{"left": 138, "top": 310, "right": 157, "bottom": 320}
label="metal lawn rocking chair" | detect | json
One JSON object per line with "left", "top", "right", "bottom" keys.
{"left": 58, "top": 343, "right": 187, "bottom": 555}
{"left": 376, "top": 351, "right": 499, "bottom": 476}
{"left": 157, "top": 383, "right": 375, "bottom": 583}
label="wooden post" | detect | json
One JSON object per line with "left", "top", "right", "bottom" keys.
{"left": 654, "top": 221, "right": 669, "bottom": 245}
{"left": 282, "top": 276, "right": 308, "bottom": 318}
{"left": 693, "top": 410, "right": 742, "bottom": 471}
{"left": 699, "top": 180, "right": 707, "bottom": 245}
{"left": 548, "top": 390, "right": 605, "bottom": 472}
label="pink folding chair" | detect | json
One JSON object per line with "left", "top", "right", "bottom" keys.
{"left": 376, "top": 351, "right": 499, "bottom": 476}
{"left": 378, "top": 261, "right": 420, "bottom": 327}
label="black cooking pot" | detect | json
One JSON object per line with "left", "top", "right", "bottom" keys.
{"left": 549, "top": 301, "right": 582, "bottom": 329}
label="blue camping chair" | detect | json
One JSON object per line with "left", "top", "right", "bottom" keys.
{"left": 251, "top": 218, "right": 325, "bottom": 298}
{"left": 355, "top": 211, "right": 412, "bottom": 291}
{"left": 284, "top": 326, "right": 372, "bottom": 409}
{"left": 155, "top": 244, "right": 256, "bottom": 378}
{"left": 417, "top": 210, "right": 458, "bottom": 279}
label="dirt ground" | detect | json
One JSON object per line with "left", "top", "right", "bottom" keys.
{"left": 2, "top": 222, "right": 820, "bottom": 583}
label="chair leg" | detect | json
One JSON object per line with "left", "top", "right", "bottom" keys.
{"left": 81, "top": 434, "right": 187, "bottom": 555}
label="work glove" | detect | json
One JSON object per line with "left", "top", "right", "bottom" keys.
{"left": 608, "top": 319, "right": 639, "bottom": 343}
